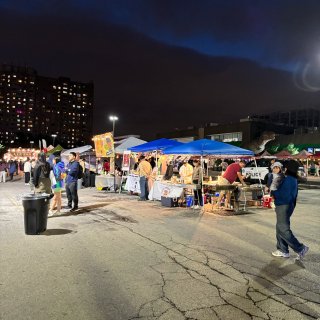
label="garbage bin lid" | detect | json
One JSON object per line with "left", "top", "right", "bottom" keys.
{"left": 21, "top": 193, "right": 51, "bottom": 200}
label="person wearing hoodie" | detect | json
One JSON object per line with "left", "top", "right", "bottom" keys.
{"left": 33, "top": 153, "right": 51, "bottom": 194}
{"left": 271, "top": 160, "right": 309, "bottom": 260}
{"left": 49, "top": 156, "right": 65, "bottom": 216}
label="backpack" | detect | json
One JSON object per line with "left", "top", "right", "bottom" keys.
{"left": 78, "top": 164, "right": 83, "bottom": 179}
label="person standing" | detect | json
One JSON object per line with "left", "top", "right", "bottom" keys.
{"left": 23, "top": 157, "right": 32, "bottom": 185}
{"left": 179, "top": 160, "right": 193, "bottom": 184}
{"left": 103, "top": 160, "right": 110, "bottom": 173}
{"left": 315, "top": 162, "right": 319, "bottom": 177}
{"left": 65, "top": 152, "right": 80, "bottom": 212}
{"left": 216, "top": 160, "right": 247, "bottom": 208}
{"left": 137, "top": 155, "right": 152, "bottom": 201}
{"left": 9, "top": 160, "right": 16, "bottom": 181}
{"left": 0, "top": 160, "right": 7, "bottom": 183}
{"left": 33, "top": 153, "right": 51, "bottom": 194}
{"left": 29, "top": 159, "right": 37, "bottom": 191}
{"left": 49, "top": 156, "right": 65, "bottom": 216}
{"left": 192, "top": 159, "right": 203, "bottom": 209}
{"left": 271, "top": 160, "right": 309, "bottom": 260}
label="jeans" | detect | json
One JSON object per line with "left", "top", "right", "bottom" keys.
{"left": 66, "top": 182, "right": 78, "bottom": 208}
{"left": 193, "top": 184, "right": 203, "bottom": 206}
{"left": 139, "top": 176, "right": 148, "bottom": 200}
{"left": 275, "top": 204, "right": 304, "bottom": 253}
{"left": 25, "top": 172, "right": 30, "bottom": 184}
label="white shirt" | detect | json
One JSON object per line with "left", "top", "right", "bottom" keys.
{"left": 179, "top": 163, "right": 193, "bottom": 184}
{"left": 24, "top": 161, "right": 31, "bottom": 173}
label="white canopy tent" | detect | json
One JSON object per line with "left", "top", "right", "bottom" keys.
{"left": 115, "top": 137, "right": 146, "bottom": 154}
{"left": 61, "top": 145, "right": 92, "bottom": 156}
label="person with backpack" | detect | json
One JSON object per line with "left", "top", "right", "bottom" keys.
{"left": 65, "top": 152, "right": 80, "bottom": 212}
{"left": 49, "top": 156, "right": 65, "bottom": 216}
{"left": 33, "top": 153, "right": 51, "bottom": 194}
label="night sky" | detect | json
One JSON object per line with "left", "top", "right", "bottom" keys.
{"left": 1, "top": 0, "right": 320, "bottom": 139}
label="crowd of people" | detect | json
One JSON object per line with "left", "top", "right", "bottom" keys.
{"left": 0, "top": 159, "right": 25, "bottom": 182}
{"left": 1, "top": 152, "right": 82, "bottom": 216}
{"left": 0, "top": 152, "right": 313, "bottom": 261}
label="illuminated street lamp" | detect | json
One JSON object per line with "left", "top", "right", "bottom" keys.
{"left": 109, "top": 115, "right": 118, "bottom": 136}
{"left": 51, "top": 134, "right": 57, "bottom": 147}
{"left": 109, "top": 115, "right": 118, "bottom": 193}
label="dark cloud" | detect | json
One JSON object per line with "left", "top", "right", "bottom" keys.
{"left": 0, "top": 1, "right": 320, "bottom": 140}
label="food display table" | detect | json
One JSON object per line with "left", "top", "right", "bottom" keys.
{"left": 148, "top": 181, "right": 196, "bottom": 201}
{"left": 95, "top": 175, "right": 121, "bottom": 190}
{"left": 203, "top": 182, "right": 264, "bottom": 211}
{"left": 124, "top": 174, "right": 140, "bottom": 193}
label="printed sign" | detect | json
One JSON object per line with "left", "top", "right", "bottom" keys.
{"left": 93, "top": 132, "right": 114, "bottom": 157}
{"left": 122, "top": 151, "right": 131, "bottom": 171}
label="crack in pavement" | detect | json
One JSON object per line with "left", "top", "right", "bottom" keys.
{"left": 92, "top": 212, "right": 319, "bottom": 319}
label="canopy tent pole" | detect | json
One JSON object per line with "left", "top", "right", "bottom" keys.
{"left": 253, "top": 157, "right": 264, "bottom": 196}
{"left": 201, "top": 155, "right": 205, "bottom": 211}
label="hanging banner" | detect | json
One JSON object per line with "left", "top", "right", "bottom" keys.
{"left": 122, "top": 151, "right": 131, "bottom": 171}
{"left": 93, "top": 132, "right": 114, "bottom": 157}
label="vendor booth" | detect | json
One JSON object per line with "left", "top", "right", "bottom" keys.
{"left": 161, "top": 139, "right": 259, "bottom": 211}
{"left": 125, "top": 138, "right": 184, "bottom": 194}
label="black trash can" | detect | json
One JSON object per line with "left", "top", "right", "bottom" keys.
{"left": 22, "top": 193, "right": 51, "bottom": 235}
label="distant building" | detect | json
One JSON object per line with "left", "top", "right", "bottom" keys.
{"left": 0, "top": 64, "right": 94, "bottom": 148}
{"left": 250, "top": 108, "right": 320, "bottom": 132}
{"left": 157, "top": 118, "right": 293, "bottom": 147}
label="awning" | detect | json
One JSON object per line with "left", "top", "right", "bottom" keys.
{"left": 163, "top": 139, "right": 254, "bottom": 157}
{"left": 129, "top": 138, "right": 183, "bottom": 152}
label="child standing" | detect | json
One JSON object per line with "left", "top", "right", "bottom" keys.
{"left": 269, "top": 162, "right": 285, "bottom": 191}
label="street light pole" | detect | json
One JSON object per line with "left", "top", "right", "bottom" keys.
{"left": 109, "top": 115, "right": 118, "bottom": 137}
{"left": 51, "top": 134, "right": 57, "bottom": 147}
{"left": 109, "top": 115, "right": 118, "bottom": 193}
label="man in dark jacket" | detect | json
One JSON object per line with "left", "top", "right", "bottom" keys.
{"left": 66, "top": 152, "right": 80, "bottom": 212}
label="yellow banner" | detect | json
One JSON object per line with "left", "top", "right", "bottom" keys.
{"left": 93, "top": 132, "right": 114, "bottom": 157}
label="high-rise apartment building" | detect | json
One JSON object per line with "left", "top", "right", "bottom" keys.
{"left": 0, "top": 64, "right": 94, "bottom": 148}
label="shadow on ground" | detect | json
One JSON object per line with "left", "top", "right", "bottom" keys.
{"left": 41, "top": 229, "right": 75, "bottom": 236}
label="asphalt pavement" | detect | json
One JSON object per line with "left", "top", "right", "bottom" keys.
{"left": 0, "top": 178, "right": 319, "bottom": 320}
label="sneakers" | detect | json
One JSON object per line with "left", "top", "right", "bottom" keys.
{"left": 70, "top": 207, "right": 78, "bottom": 212}
{"left": 271, "top": 250, "right": 290, "bottom": 258}
{"left": 48, "top": 210, "right": 56, "bottom": 217}
{"left": 296, "top": 245, "right": 309, "bottom": 261}
{"left": 193, "top": 205, "right": 200, "bottom": 209}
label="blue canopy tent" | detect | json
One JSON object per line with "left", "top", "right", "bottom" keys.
{"left": 163, "top": 140, "right": 261, "bottom": 203}
{"left": 163, "top": 139, "right": 254, "bottom": 156}
{"left": 129, "top": 138, "right": 183, "bottom": 152}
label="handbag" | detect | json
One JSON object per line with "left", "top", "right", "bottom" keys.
{"left": 50, "top": 170, "right": 57, "bottom": 188}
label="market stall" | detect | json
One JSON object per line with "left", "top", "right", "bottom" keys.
{"left": 126, "top": 138, "right": 185, "bottom": 195}
{"left": 114, "top": 137, "right": 146, "bottom": 192}
{"left": 162, "top": 139, "right": 258, "bottom": 211}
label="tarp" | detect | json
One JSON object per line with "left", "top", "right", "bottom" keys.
{"left": 273, "top": 150, "right": 292, "bottom": 159}
{"left": 163, "top": 139, "right": 254, "bottom": 156}
{"left": 129, "top": 138, "right": 183, "bottom": 152}
{"left": 115, "top": 137, "right": 147, "bottom": 154}
{"left": 291, "top": 150, "right": 313, "bottom": 159}
{"left": 61, "top": 145, "right": 92, "bottom": 156}
{"left": 46, "top": 144, "right": 64, "bottom": 155}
